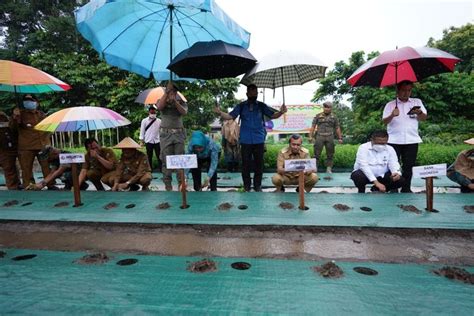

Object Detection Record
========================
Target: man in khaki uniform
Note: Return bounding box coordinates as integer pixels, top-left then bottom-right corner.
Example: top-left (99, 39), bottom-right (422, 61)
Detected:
top-left (101, 137), bottom-right (152, 191)
top-left (272, 134), bottom-right (319, 192)
top-left (10, 94), bottom-right (52, 187)
top-left (309, 101), bottom-right (343, 173)
top-left (0, 111), bottom-right (20, 190)
top-left (78, 138), bottom-right (117, 191)
top-left (156, 81), bottom-right (188, 191)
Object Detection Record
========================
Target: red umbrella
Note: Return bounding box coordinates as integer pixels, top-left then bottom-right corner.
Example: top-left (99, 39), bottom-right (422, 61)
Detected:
top-left (347, 46), bottom-right (460, 87)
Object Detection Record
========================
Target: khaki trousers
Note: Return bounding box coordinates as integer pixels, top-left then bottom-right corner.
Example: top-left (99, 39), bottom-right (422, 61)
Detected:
top-left (272, 173), bottom-right (319, 192)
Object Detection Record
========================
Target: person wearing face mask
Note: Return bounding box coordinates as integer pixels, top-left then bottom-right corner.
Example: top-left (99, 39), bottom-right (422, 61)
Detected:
top-left (0, 111), bottom-right (21, 190)
top-left (10, 94), bottom-right (53, 188)
top-left (351, 130), bottom-right (405, 193)
top-left (139, 105), bottom-right (162, 173)
top-left (383, 80), bottom-right (428, 193)
top-left (215, 84), bottom-right (287, 192)
top-left (447, 138), bottom-right (474, 193)
top-left (101, 137), bottom-right (152, 191)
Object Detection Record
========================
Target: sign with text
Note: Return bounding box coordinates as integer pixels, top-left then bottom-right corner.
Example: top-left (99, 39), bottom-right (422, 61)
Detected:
top-left (284, 159), bottom-right (317, 172)
top-left (266, 104), bottom-right (322, 135)
top-left (166, 154), bottom-right (197, 169)
top-left (59, 153), bottom-right (85, 164)
top-left (412, 163), bottom-right (447, 178)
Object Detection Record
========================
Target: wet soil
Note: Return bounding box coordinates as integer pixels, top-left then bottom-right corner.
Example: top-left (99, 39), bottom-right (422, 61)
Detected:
top-left (360, 207), bottom-right (372, 212)
top-left (279, 202), bottom-right (295, 210)
top-left (104, 202), bottom-right (119, 210)
top-left (74, 252), bottom-right (109, 265)
top-left (3, 200), bottom-right (19, 207)
top-left (463, 205), bottom-right (474, 214)
top-left (398, 204), bottom-right (422, 214)
top-left (217, 202), bottom-right (233, 211)
top-left (54, 201), bottom-right (69, 208)
top-left (433, 266), bottom-right (474, 285)
top-left (187, 258), bottom-right (217, 273)
top-left (333, 204), bottom-right (352, 211)
top-left (323, 176), bottom-right (333, 181)
top-left (156, 202), bottom-right (171, 210)
top-left (313, 261), bottom-right (344, 278)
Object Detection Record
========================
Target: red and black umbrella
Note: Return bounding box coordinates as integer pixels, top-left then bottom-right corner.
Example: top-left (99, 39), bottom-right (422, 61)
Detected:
top-left (347, 46), bottom-right (460, 87)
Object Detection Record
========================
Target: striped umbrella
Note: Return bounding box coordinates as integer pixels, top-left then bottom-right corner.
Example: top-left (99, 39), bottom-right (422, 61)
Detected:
top-left (35, 106), bottom-right (130, 132)
top-left (135, 87), bottom-right (187, 105)
top-left (0, 60), bottom-right (71, 93)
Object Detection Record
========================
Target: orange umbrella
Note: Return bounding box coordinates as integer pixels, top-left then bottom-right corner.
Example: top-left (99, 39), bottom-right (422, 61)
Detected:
top-left (134, 87), bottom-right (187, 105)
top-left (0, 60), bottom-right (71, 93)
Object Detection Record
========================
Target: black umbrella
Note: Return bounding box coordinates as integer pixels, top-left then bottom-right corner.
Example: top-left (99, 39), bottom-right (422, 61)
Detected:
top-left (167, 40), bottom-right (257, 80)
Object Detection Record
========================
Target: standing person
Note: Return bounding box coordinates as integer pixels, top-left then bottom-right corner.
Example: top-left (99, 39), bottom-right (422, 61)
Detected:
top-left (221, 119), bottom-right (240, 172)
top-left (271, 134), bottom-right (318, 193)
top-left (309, 101), bottom-right (343, 173)
top-left (383, 80), bottom-right (427, 193)
top-left (10, 94), bottom-right (52, 188)
top-left (185, 130), bottom-right (221, 191)
top-left (215, 84), bottom-right (287, 192)
top-left (0, 111), bottom-right (20, 190)
top-left (78, 138), bottom-right (117, 190)
top-left (139, 105), bottom-right (162, 172)
top-left (156, 81), bottom-right (187, 191)
top-left (350, 130), bottom-right (405, 193)
top-left (447, 138), bottom-right (474, 193)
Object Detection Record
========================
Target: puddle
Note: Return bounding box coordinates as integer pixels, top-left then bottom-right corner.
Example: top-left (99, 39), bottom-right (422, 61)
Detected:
top-left (11, 254), bottom-right (37, 261)
top-left (463, 205), bottom-right (474, 214)
top-left (217, 202), bottom-right (233, 211)
top-left (116, 258), bottom-right (138, 266)
top-left (231, 262), bottom-right (251, 270)
top-left (313, 261), bottom-right (344, 278)
top-left (333, 204), bottom-right (351, 211)
top-left (360, 206), bottom-right (372, 212)
top-left (398, 204), bottom-right (421, 214)
top-left (104, 202), bottom-right (118, 210)
top-left (125, 204), bottom-right (136, 209)
top-left (187, 258), bottom-right (217, 273)
top-left (156, 202), bottom-right (171, 210)
top-left (74, 253), bottom-right (109, 265)
top-left (433, 266), bottom-right (474, 285)
top-left (54, 201), bottom-right (69, 207)
top-left (3, 200), bottom-right (19, 207)
top-left (279, 202), bottom-right (295, 210)
top-left (353, 267), bottom-right (378, 276)
top-left (237, 204), bottom-right (248, 210)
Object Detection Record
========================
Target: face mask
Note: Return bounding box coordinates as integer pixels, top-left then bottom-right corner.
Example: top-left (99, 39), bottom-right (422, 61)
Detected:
top-left (23, 101), bottom-right (37, 110)
top-left (372, 144), bottom-right (387, 152)
top-left (0, 122), bottom-right (8, 128)
top-left (149, 114), bottom-right (157, 119)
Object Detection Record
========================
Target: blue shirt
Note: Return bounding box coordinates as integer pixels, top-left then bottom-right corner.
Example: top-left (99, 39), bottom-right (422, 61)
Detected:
top-left (229, 100), bottom-right (275, 144)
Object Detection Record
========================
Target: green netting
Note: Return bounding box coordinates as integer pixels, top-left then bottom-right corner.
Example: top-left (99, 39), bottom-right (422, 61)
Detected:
top-left (0, 249), bottom-right (472, 315)
top-left (0, 191), bottom-right (473, 229)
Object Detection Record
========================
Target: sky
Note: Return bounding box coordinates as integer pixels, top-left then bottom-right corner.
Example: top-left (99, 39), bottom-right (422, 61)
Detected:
top-left (217, 0), bottom-right (473, 106)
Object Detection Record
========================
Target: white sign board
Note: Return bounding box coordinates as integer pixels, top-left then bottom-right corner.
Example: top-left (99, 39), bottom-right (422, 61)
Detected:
top-left (59, 153), bottom-right (85, 164)
top-left (412, 163), bottom-right (447, 178)
top-left (166, 154), bottom-right (197, 169)
top-left (284, 158), bottom-right (317, 172)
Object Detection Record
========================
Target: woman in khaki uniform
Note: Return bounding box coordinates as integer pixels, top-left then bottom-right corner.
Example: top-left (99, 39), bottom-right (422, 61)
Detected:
top-left (10, 94), bottom-right (52, 187)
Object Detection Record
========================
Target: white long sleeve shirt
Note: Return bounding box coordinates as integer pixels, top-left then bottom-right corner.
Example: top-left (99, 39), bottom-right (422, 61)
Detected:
top-left (353, 142), bottom-right (401, 182)
top-left (382, 97), bottom-right (427, 144)
top-left (139, 116), bottom-right (161, 144)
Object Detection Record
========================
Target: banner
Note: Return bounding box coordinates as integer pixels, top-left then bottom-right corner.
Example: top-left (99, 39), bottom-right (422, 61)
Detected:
top-left (265, 104), bottom-right (322, 135)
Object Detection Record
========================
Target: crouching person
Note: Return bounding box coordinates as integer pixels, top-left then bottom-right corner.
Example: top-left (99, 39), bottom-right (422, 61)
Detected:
top-left (351, 130), bottom-right (405, 193)
top-left (186, 131), bottom-right (221, 191)
top-left (101, 137), bottom-right (152, 191)
top-left (272, 134), bottom-right (319, 193)
top-left (447, 138), bottom-right (474, 193)
top-left (78, 138), bottom-right (117, 191)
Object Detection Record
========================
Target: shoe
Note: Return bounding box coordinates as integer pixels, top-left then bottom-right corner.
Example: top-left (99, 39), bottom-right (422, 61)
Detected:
top-left (401, 189), bottom-right (413, 193)
top-left (165, 185), bottom-right (172, 191)
top-left (254, 186), bottom-right (262, 192)
top-left (141, 186), bottom-right (150, 191)
top-left (370, 185), bottom-right (378, 192)
top-left (129, 184), bottom-right (140, 191)
top-left (389, 188), bottom-right (399, 193)
top-left (243, 186), bottom-right (251, 192)
top-left (295, 186), bottom-right (299, 193)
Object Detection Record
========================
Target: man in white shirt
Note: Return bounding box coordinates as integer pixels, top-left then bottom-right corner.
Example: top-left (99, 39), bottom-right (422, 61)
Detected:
top-left (139, 105), bottom-right (162, 172)
top-left (351, 130), bottom-right (405, 193)
top-left (382, 80), bottom-right (427, 193)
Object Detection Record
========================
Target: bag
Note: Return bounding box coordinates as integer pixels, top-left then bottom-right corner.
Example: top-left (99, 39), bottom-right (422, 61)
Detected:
top-left (222, 119), bottom-right (240, 146)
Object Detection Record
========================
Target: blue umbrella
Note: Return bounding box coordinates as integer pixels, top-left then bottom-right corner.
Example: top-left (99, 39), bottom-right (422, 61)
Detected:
top-left (75, 0), bottom-right (251, 81)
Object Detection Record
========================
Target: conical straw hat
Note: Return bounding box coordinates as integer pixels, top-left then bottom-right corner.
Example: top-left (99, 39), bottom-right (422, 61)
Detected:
top-left (464, 138), bottom-right (474, 145)
top-left (114, 137), bottom-right (141, 149)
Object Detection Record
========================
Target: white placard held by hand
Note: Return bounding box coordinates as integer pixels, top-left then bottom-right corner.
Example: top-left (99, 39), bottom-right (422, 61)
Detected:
top-left (59, 153), bottom-right (85, 164)
top-left (166, 154), bottom-right (197, 169)
top-left (284, 159), bottom-right (317, 172)
top-left (412, 163), bottom-right (447, 179)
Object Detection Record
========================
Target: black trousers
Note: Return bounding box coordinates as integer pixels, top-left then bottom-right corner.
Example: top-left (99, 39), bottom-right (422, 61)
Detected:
top-left (389, 143), bottom-right (418, 192)
top-left (145, 142), bottom-right (162, 172)
top-left (350, 170), bottom-right (405, 193)
top-left (190, 157), bottom-right (218, 191)
top-left (241, 143), bottom-right (265, 191)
